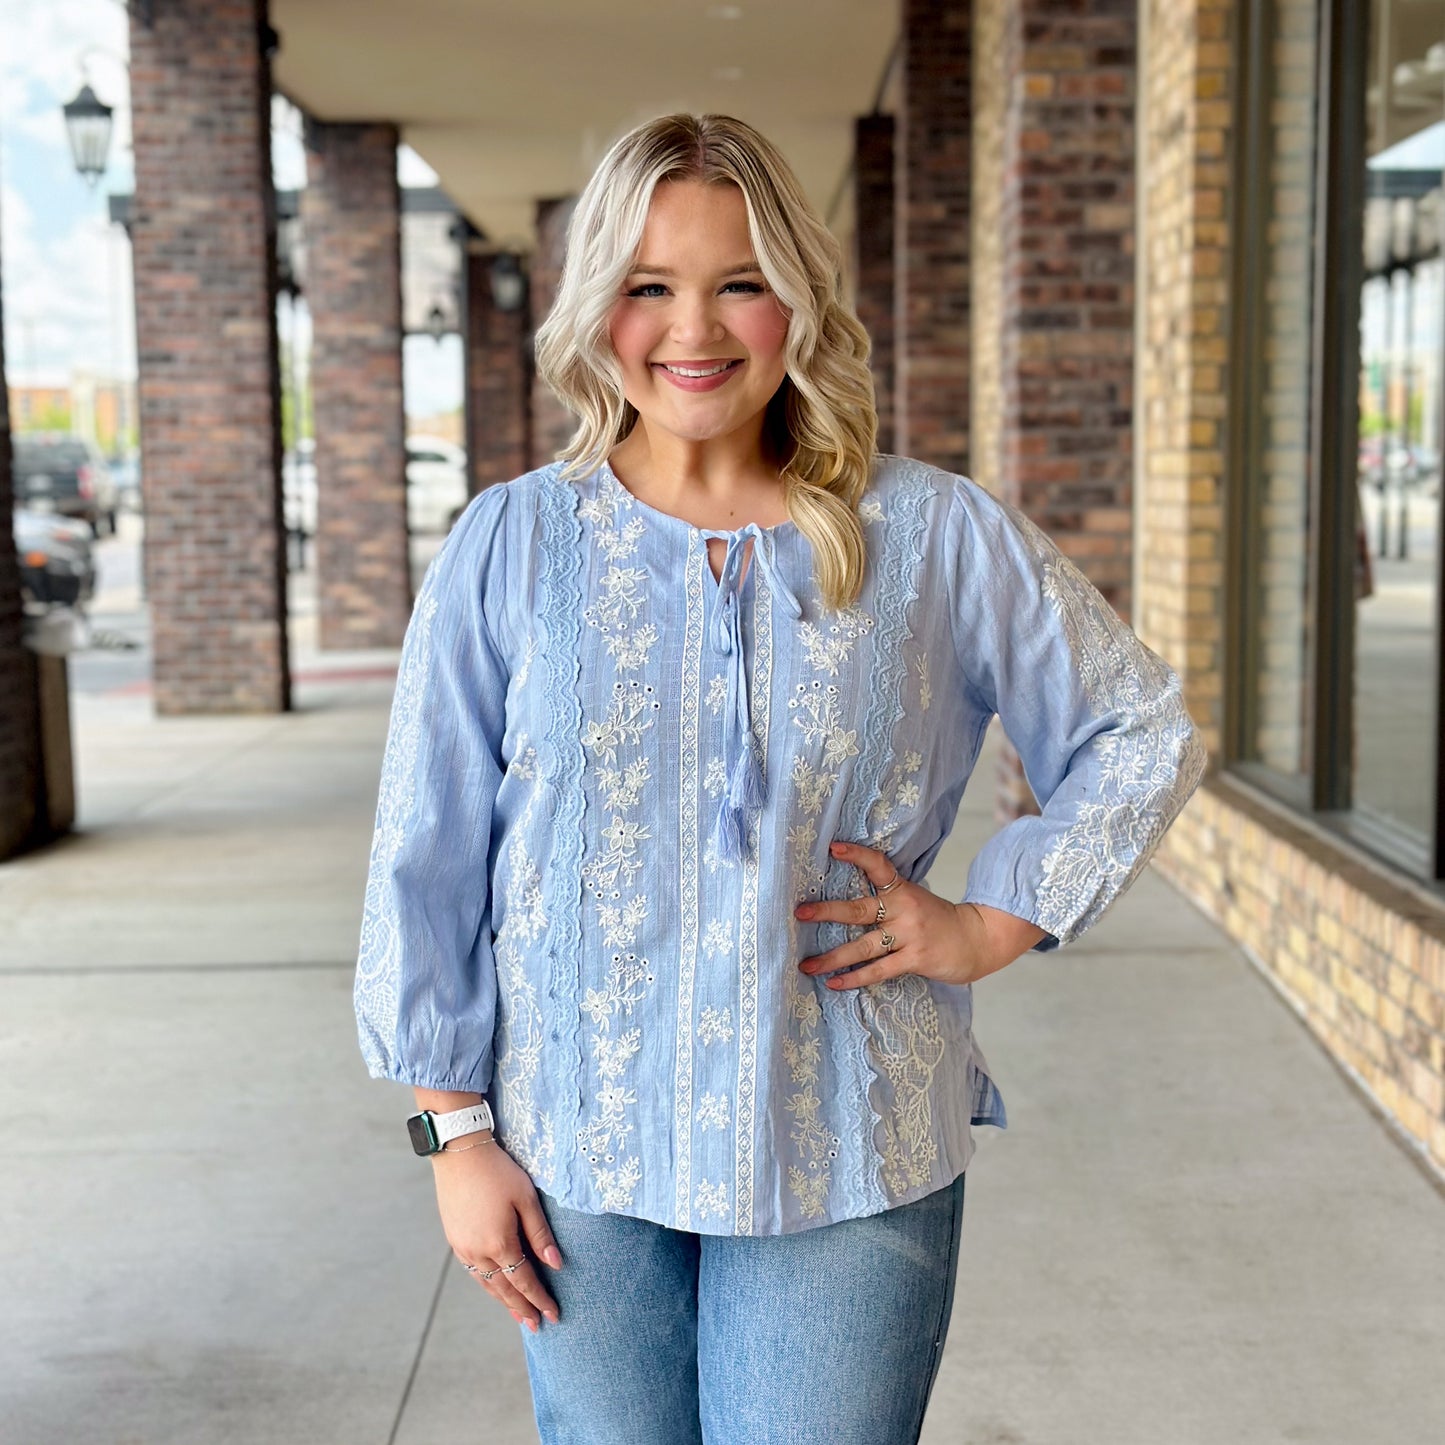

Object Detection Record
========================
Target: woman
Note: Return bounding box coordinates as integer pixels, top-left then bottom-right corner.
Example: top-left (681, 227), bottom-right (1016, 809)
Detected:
top-left (354, 112), bottom-right (1206, 1443)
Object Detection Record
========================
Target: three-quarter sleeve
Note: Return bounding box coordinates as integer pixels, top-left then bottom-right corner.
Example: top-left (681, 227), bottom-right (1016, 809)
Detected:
top-left (354, 482), bottom-right (512, 1091)
top-left (946, 476), bottom-right (1208, 952)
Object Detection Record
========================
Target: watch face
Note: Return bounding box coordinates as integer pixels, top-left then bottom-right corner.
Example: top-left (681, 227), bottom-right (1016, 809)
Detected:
top-left (407, 1112), bottom-right (439, 1155)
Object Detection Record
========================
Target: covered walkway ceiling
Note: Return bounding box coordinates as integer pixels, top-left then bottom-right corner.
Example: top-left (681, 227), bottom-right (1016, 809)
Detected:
top-left (271, 0), bottom-right (897, 246)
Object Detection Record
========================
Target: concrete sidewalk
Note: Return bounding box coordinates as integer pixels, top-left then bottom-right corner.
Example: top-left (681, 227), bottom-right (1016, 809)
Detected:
top-left (2, 653), bottom-right (1443, 1444)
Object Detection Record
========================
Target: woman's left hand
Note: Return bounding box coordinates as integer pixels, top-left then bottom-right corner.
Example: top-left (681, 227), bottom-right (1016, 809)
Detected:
top-left (795, 839), bottom-right (1048, 990)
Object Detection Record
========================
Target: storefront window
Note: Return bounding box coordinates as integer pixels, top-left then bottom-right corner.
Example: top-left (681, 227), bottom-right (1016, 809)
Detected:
top-left (1353, 0), bottom-right (1443, 856)
top-left (1232, 0), bottom-right (1444, 880)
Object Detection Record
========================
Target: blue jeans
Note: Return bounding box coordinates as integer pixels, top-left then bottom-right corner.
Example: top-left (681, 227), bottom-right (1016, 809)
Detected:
top-left (520, 1171), bottom-right (967, 1444)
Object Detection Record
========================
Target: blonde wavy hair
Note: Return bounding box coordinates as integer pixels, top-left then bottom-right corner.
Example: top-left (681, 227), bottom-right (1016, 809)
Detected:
top-left (533, 112), bottom-right (878, 611)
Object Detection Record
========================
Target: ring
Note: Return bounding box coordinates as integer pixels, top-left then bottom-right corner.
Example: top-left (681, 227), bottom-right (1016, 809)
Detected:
top-left (500, 1258), bottom-right (526, 1274)
top-left (875, 869), bottom-right (903, 895)
top-left (878, 929), bottom-right (897, 953)
top-left (463, 1262), bottom-right (500, 1280)
top-left (874, 897), bottom-right (887, 925)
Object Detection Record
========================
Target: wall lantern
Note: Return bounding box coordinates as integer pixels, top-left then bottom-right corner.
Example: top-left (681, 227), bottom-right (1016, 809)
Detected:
top-left (62, 83), bottom-right (114, 188)
top-left (489, 251), bottom-right (528, 313)
top-left (425, 302), bottom-right (450, 342)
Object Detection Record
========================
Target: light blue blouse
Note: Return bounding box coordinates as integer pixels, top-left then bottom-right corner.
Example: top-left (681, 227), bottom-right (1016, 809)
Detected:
top-left (354, 454), bottom-right (1207, 1235)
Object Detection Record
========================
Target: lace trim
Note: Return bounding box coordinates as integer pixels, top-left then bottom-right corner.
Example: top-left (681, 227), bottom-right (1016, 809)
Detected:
top-left (818, 457), bottom-right (939, 1218)
top-left (538, 463), bottom-right (590, 1199)
top-left (674, 541), bottom-right (708, 1226)
top-left (732, 561), bottom-right (773, 1233)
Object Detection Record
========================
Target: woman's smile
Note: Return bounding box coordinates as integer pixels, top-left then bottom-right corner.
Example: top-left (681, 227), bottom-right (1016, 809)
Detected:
top-left (652, 358), bottom-right (747, 391)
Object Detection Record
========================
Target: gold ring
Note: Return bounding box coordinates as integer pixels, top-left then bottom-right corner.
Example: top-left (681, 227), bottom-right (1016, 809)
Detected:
top-left (878, 929), bottom-right (897, 953)
top-left (875, 870), bottom-right (903, 895)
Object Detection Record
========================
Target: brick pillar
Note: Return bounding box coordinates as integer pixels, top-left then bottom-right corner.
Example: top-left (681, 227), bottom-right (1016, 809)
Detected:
top-left (895, 0), bottom-right (972, 473)
top-left (530, 196), bottom-right (577, 467)
top-left (129, 0), bottom-right (289, 714)
top-left (302, 120), bottom-right (410, 651)
top-left (0, 217), bottom-right (43, 858)
top-left (970, 0), bottom-right (1139, 824)
top-left (465, 243), bottom-right (531, 491)
top-left (854, 114), bottom-right (896, 454)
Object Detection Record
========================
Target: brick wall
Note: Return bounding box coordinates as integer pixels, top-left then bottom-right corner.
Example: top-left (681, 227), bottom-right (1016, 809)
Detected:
top-left (128, 0), bottom-right (289, 714)
top-left (970, 0), bottom-right (1008, 501)
top-left (1162, 784), bottom-right (1445, 1173)
top-left (853, 114), bottom-right (896, 454)
top-left (894, 0), bottom-right (972, 474)
top-left (530, 196), bottom-right (577, 468)
top-left (0, 226), bottom-right (42, 858)
top-left (466, 243), bottom-right (531, 491)
top-left (1134, 0), bottom-right (1230, 754)
top-left (999, 0), bottom-right (1137, 614)
top-left (302, 120), bottom-right (411, 651)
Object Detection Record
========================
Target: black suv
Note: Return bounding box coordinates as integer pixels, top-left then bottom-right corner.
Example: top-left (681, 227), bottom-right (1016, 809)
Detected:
top-left (10, 434), bottom-right (119, 537)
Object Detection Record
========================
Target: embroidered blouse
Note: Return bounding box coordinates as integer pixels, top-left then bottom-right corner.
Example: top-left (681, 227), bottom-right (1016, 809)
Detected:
top-left (354, 453), bottom-right (1207, 1236)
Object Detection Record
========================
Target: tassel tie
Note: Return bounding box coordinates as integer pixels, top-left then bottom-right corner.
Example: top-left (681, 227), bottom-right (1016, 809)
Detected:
top-left (706, 523), bottom-right (803, 864)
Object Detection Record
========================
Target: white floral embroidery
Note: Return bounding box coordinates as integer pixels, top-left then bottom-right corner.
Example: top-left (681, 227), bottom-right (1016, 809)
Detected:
top-left (695, 1178), bottom-right (730, 1221)
top-left (697, 1005), bottom-right (734, 1045)
top-left (576, 473), bottom-right (658, 1213)
top-left (789, 681), bottom-right (860, 768)
top-left (514, 631), bottom-right (538, 689)
top-left (914, 650), bottom-right (932, 713)
top-left (858, 974), bottom-right (945, 1199)
top-left (581, 951), bottom-right (654, 1032)
top-left (1009, 505), bottom-right (1208, 943)
top-left (582, 683), bottom-right (656, 764)
top-left (782, 985), bottom-right (838, 1219)
top-left (696, 1092), bottom-right (731, 1132)
top-left (581, 816), bottom-right (651, 894)
top-left (507, 731), bottom-right (537, 781)
top-left (858, 496), bottom-right (885, 525)
top-left (493, 789), bottom-right (557, 1188)
top-left (705, 673), bottom-right (728, 716)
top-left (797, 605), bottom-right (876, 676)
top-left (596, 895), bottom-right (647, 951)
top-left (702, 917), bottom-right (734, 959)
top-left (869, 748), bottom-right (926, 852)
top-left (598, 756), bottom-right (651, 812)
top-left (703, 755), bottom-right (728, 798)
top-left (579, 489), bottom-right (647, 560)
top-left (790, 756), bottom-right (834, 817)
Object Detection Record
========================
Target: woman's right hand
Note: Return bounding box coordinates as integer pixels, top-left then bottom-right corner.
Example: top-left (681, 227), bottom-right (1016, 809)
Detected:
top-left (430, 1137), bottom-right (563, 1332)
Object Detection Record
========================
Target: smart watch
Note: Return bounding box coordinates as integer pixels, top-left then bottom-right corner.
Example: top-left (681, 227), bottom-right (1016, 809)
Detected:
top-left (407, 1099), bottom-right (495, 1156)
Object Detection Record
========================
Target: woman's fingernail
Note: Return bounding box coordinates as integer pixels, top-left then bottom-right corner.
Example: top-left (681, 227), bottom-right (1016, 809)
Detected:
top-left (527, 1318), bottom-right (539, 1333)
top-left (545, 1310), bottom-right (559, 1324)
top-left (795, 904), bottom-right (812, 918)
top-left (830, 842), bottom-right (846, 855)
top-left (544, 1245), bottom-right (562, 1268)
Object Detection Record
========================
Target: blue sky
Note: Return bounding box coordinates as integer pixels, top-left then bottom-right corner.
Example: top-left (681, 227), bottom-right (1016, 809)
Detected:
top-left (1, 0), bottom-right (460, 417)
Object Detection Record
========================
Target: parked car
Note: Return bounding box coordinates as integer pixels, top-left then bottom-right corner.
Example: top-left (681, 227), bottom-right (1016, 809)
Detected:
top-left (406, 434), bottom-right (469, 534)
top-left (10, 434), bottom-right (119, 536)
top-left (13, 506), bottom-right (97, 609)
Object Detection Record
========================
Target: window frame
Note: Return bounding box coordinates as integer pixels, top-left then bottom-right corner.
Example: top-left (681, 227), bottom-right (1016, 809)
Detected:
top-left (1224, 0), bottom-right (1445, 886)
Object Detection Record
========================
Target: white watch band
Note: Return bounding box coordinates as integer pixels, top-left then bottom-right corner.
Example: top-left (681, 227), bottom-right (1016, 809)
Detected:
top-left (432, 1100), bottom-right (494, 1146)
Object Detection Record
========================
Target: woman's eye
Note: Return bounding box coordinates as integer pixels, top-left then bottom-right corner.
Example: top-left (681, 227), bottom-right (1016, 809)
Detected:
top-left (626, 283), bottom-right (667, 299)
top-left (723, 281), bottom-right (766, 295)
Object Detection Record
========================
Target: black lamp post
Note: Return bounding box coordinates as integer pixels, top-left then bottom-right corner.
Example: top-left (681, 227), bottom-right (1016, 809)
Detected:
top-left (425, 301), bottom-right (450, 343)
top-left (62, 83), bottom-right (114, 188)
